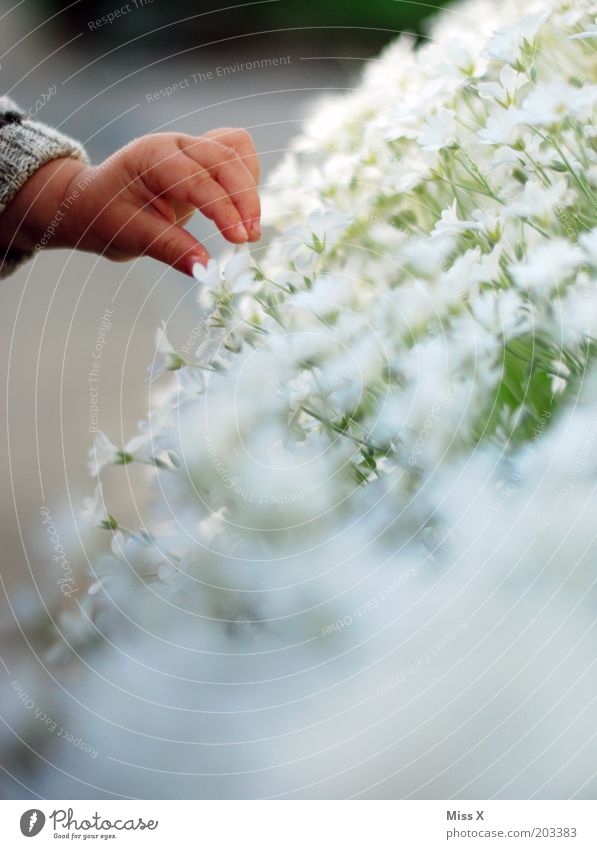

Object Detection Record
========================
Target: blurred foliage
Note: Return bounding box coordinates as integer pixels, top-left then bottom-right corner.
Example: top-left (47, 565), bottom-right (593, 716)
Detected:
top-left (37, 0), bottom-right (450, 53)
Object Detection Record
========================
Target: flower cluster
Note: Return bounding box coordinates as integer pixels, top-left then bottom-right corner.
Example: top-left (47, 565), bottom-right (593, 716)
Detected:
top-left (25, 0), bottom-right (597, 798)
top-left (87, 0), bottom-right (597, 590)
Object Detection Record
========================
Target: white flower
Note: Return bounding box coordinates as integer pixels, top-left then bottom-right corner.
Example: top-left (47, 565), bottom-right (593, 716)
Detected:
top-left (551, 358), bottom-right (571, 397)
top-left (510, 240), bottom-right (584, 293)
top-left (417, 108), bottom-right (456, 151)
top-left (87, 431), bottom-right (120, 477)
top-left (569, 85), bottom-right (597, 122)
top-left (440, 40), bottom-right (489, 80)
top-left (282, 208), bottom-right (351, 270)
top-left (432, 201), bottom-right (502, 238)
top-left (472, 289), bottom-right (526, 337)
top-left (110, 531), bottom-right (172, 578)
top-left (580, 228), bottom-right (597, 266)
top-left (385, 103), bottom-right (424, 141)
top-left (503, 177), bottom-right (569, 220)
top-left (150, 323), bottom-right (186, 382)
top-left (88, 426), bottom-right (164, 478)
top-left (485, 10), bottom-right (550, 65)
top-left (478, 108), bottom-right (523, 145)
top-left (222, 246), bottom-right (256, 292)
top-left (431, 199), bottom-right (466, 237)
top-left (520, 82), bottom-right (596, 126)
top-left (80, 484), bottom-right (115, 529)
top-left (477, 64), bottom-right (526, 104)
top-left (291, 273), bottom-right (354, 319)
top-left (124, 411), bottom-right (172, 463)
top-left (192, 257), bottom-right (220, 288)
top-left (197, 507), bottom-right (228, 544)
top-left (444, 245), bottom-right (490, 288)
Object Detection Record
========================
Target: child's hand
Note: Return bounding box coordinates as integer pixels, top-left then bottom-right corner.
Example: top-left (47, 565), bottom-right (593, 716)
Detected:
top-left (0, 128), bottom-right (261, 276)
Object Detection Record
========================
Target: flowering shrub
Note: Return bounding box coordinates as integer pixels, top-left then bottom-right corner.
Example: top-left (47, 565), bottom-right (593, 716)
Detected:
top-left (31, 0), bottom-right (597, 797)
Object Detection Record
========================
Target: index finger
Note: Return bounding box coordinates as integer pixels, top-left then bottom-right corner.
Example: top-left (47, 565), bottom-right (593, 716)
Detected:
top-left (203, 128), bottom-right (260, 186)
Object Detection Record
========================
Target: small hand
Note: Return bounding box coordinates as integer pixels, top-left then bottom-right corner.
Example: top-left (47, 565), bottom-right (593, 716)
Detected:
top-left (1, 128), bottom-right (261, 276)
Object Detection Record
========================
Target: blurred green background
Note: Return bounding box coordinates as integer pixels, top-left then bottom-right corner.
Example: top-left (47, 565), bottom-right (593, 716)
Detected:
top-left (37, 0), bottom-right (449, 53)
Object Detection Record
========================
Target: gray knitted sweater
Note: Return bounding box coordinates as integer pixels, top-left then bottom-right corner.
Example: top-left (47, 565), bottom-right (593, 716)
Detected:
top-left (0, 95), bottom-right (88, 277)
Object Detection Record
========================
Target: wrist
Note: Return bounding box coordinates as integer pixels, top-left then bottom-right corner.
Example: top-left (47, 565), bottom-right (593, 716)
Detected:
top-left (0, 157), bottom-right (88, 253)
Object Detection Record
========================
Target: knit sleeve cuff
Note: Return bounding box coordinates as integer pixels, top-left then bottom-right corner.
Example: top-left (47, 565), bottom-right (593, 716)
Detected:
top-left (0, 117), bottom-right (89, 278)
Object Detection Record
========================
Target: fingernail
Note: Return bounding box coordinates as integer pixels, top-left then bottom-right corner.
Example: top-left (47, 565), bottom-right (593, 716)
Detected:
top-left (189, 255), bottom-right (208, 278)
top-left (250, 219), bottom-right (261, 240)
top-left (233, 223), bottom-right (249, 242)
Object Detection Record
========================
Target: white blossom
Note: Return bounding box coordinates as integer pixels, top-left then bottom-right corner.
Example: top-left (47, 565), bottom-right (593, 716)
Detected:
top-left (580, 228), bottom-right (597, 266)
top-left (485, 9), bottom-right (550, 65)
top-left (87, 431), bottom-right (120, 477)
top-left (150, 323), bottom-right (186, 382)
top-left (417, 107), bottom-right (457, 151)
top-left (510, 240), bottom-right (584, 293)
top-left (80, 484), bottom-right (115, 529)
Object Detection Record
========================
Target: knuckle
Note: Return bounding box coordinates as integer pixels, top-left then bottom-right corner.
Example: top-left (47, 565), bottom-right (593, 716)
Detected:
top-left (238, 132), bottom-right (257, 159)
top-left (137, 137), bottom-right (178, 185)
top-left (178, 132), bottom-right (199, 150)
top-left (231, 127), bottom-right (251, 142)
top-left (181, 136), bottom-right (208, 162)
top-left (223, 143), bottom-right (240, 159)
top-left (142, 133), bottom-right (170, 157)
top-left (161, 236), bottom-right (185, 267)
top-left (199, 198), bottom-right (219, 220)
top-left (218, 145), bottom-right (241, 168)
top-left (223, 156), bottom-right (251, 184)
top-left (193, 166), bottom-right (212, 187)
top-left (204, 136), bottom-right (224, 153)
top-left (216, 199), bottom-right (239, 223)
top-left (200, 191), bottom-right (228, 216)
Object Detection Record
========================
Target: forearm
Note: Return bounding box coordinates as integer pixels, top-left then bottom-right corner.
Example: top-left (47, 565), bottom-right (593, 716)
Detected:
top-left (0, 95), bottom-right (88, 276)
top-left (0, 156), bottom-right (87, 253)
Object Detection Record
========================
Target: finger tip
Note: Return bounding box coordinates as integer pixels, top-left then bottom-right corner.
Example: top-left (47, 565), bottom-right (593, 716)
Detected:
top-left (188, 253), bottom-right (210, 277)
top-left (233, 223), bottom-right (249, 242)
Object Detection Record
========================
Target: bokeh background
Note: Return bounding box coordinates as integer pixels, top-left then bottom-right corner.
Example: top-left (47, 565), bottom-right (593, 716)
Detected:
top-left (0, 0), bottom-right (447, 797)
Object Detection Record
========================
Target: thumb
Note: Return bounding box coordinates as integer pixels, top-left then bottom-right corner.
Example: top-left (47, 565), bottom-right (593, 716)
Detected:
top-left (137, 211), bottom-right (210, 276)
